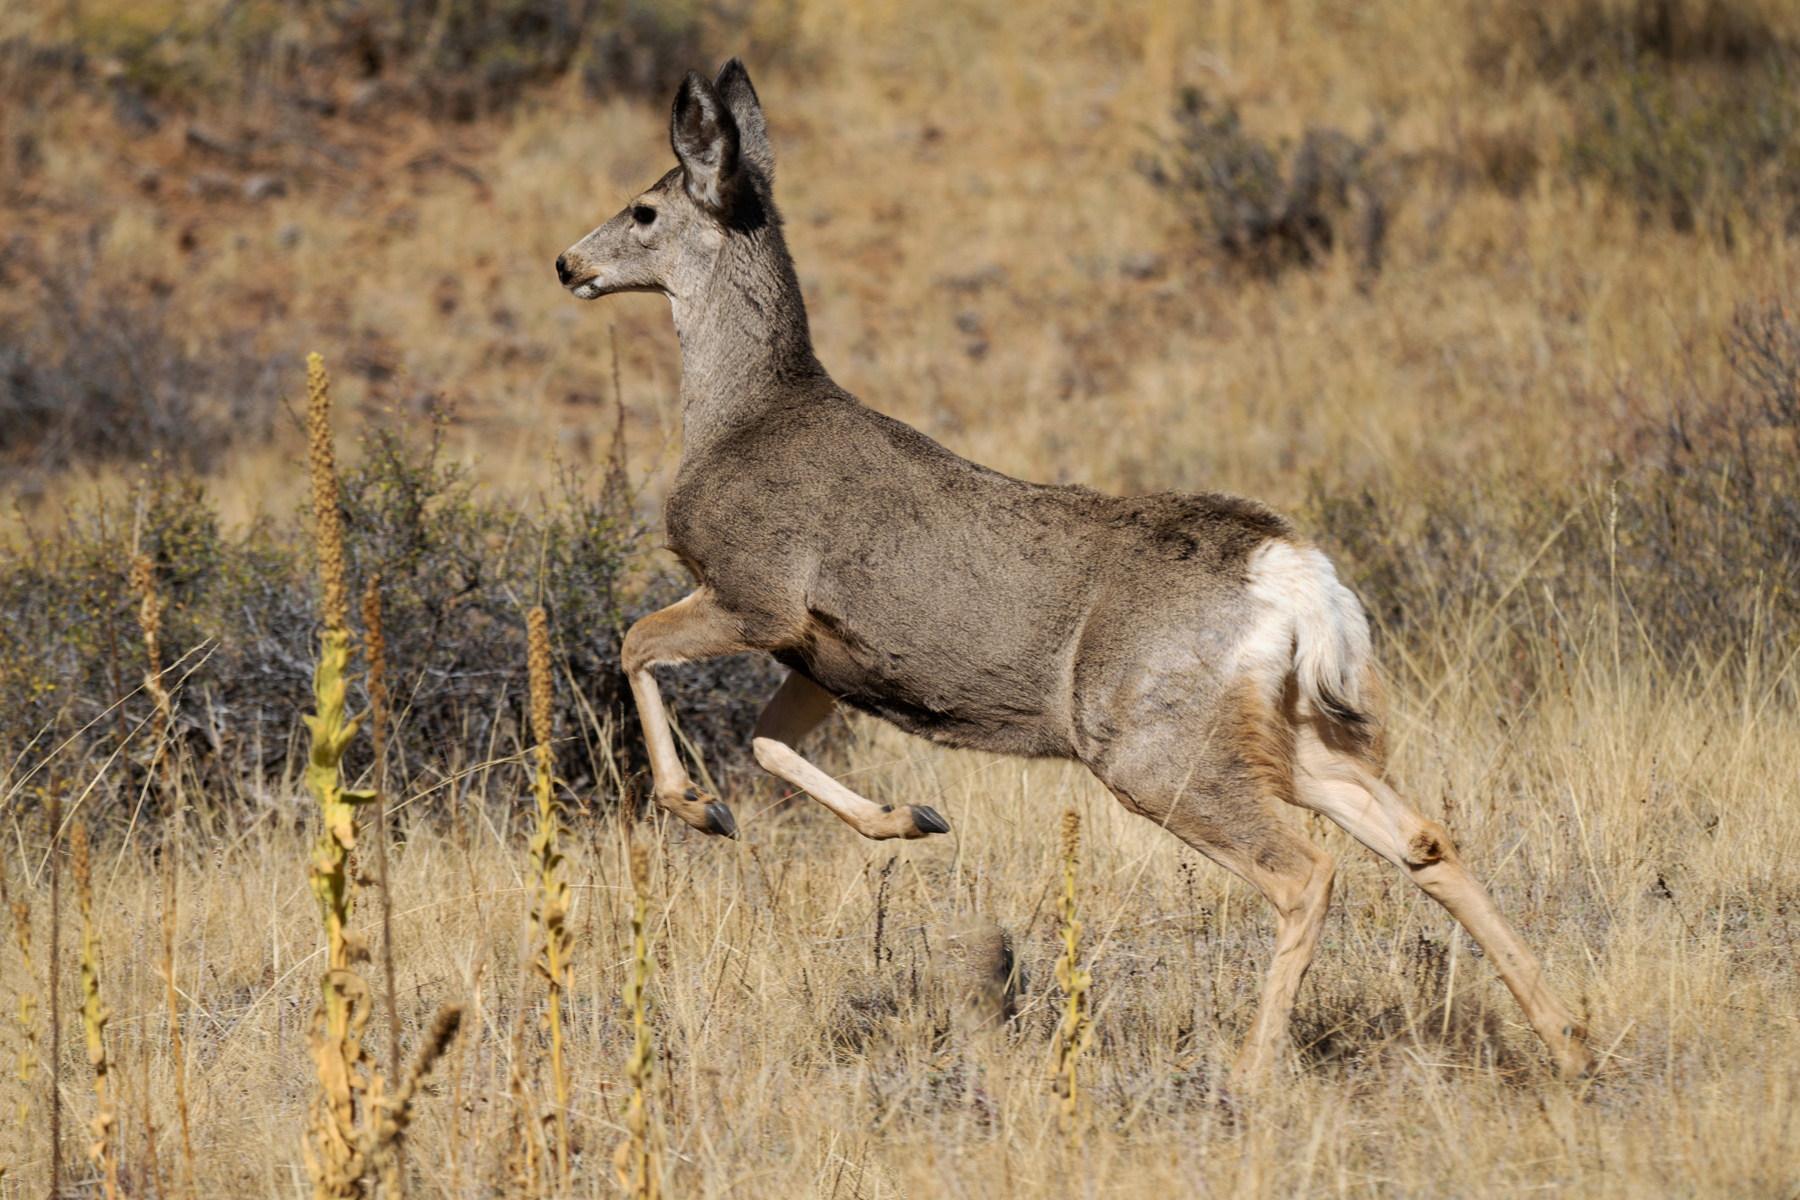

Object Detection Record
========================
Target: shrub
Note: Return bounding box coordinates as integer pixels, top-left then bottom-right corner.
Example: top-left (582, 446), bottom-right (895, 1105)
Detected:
top-left (1307, 294), bottom-right (1800, 698)
top-left (1471, 0), bottom-right (1797, 82)
top-left (1565, 61), bottom-right (1800, 236)
top-left (0, 242), bottom-right (285, 480)
top-left (1728, 293), bottom-right (1800, 431)
top-left (1139, 89), bottom-right (1390, 278)
top-left (1469, 0), bottom-right (1800, 237)
top-left (0, 413), bottom-right (784, 824)
top-left (0, 0), bottom-right (740, 126)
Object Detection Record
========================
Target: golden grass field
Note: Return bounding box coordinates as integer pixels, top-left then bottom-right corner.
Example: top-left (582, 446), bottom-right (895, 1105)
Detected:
top-left (4, 0), bottom-right (1800, 1195)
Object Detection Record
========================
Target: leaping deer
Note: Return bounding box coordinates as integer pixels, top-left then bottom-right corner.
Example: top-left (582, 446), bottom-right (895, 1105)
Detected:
top-left (555, 60), bottom-right (1596, 1079)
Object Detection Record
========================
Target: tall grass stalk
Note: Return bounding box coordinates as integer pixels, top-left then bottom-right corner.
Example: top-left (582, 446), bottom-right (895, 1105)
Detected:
top-left (47, 783), bottom-right (62, 1193)
top-left (130, 554), bottom-right (172, 782)
top-left (2, 848), bottom-right (38, 1168)
top-left (158, 831), bottom-right (194, 1200)
top-left (137, 980), bottom-right (163, 1200)
top-left (525, 605), bottom-right (574, 1190)
top-left (135, 547), bottom-right (195, 1198)
top-left (300, 352), bottom-right (383, 1198)
top-left (1052, 808), bottom-right (1092, 1144)
top-left (70, 824), bottom-right (120, 1200)
top-left (615, 838), bottom-right (663, 1200)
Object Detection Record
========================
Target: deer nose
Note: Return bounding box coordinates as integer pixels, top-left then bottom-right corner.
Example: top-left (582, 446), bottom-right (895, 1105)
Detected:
top-left (554, 254), bottom-right (572, 285)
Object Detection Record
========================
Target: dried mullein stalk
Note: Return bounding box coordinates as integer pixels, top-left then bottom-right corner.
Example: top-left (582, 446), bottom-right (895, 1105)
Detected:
top-left (71, 825), bottom-right (120, 1200)
top-left (2, 849), bottom-right (38, 1143)
top-left (135, 553), bottom-right (195, 1197)
top-left (525, 606), bottom-right (574, 1190)
top-left (131, 555), bottom-right (173, 781)
top-left (371, 1005), bottom-right (463, 1196)
top-left (307, 352), bottom-right (349, 632)
top-left (301, 354), bottom-right (382, 1200)
top-left (1052, 809), bottom-right (1092, 1142)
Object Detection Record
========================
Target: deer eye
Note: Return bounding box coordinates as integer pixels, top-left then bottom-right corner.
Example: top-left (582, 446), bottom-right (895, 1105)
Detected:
top-left (632, 205), bottom-right (657, 226)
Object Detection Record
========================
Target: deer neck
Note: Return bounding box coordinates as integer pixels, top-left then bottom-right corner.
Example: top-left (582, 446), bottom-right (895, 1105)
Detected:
top-left (669, 225), bottom-right (823, 457)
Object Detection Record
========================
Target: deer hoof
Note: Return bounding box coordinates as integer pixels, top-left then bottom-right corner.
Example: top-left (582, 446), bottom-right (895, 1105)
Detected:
top-left (1558, 1043), bottom-right (1598, 1080)
top-left (703, 800), bottom-right (738, 838)
top-left (909, 805), bottom-right (951, 835)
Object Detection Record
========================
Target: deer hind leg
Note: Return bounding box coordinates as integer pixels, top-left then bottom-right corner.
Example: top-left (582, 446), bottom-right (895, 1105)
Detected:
top-left (1097, 694), bottom-right (1334, 1080)
top-left (752, 671), bottom-right (950, 839)
top-left (1212, 824), bottom-right (1335, 1080)
top-left (621, 589), bottom-right (751, 836)
top-left (1292, 725), bottom-right (1597, 1079)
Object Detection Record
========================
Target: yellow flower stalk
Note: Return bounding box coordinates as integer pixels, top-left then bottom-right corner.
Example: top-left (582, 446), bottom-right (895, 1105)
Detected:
top-left (615, 840), bottom-right (663, 1200)
top-left (71, 825), bottom-right (119, 1200)
top-left (308, 353), bottom-right (350, 633)
top-left (526, 606), bottom-right (574, 1189)
top-left (300, 352), bottom-right (382, 1199)
top-left (1052, 809), bottom-right (1092, 1143)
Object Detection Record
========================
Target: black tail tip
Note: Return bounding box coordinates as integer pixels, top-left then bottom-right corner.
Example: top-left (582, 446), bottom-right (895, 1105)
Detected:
top-left (1316, 686), bottom-right (1370, 728)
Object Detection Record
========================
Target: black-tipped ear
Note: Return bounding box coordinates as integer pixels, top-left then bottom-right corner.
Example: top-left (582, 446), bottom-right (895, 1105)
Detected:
top-left (713, 58), bottom-right (773, 180)
top-left (670, 69), bottom-right (741, 214)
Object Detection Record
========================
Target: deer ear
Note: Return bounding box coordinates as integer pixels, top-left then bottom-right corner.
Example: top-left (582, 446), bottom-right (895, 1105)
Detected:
top-left (713, 58), bottom-right (773, 180)
top-left (670, 69), bottom-right (741, 214)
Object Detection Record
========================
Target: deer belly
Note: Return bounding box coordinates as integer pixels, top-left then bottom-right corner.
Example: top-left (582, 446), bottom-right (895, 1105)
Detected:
top-left (773, 624), bottom-right (1074, 759)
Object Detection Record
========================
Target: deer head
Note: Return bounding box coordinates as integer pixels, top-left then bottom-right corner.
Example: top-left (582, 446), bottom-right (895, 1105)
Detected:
top-left (555, 59), bottom-right (777, 306)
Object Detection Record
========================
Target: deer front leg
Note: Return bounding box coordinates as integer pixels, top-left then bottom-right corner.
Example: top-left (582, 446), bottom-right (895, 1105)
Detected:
top-left (752, 671), bottom-right (951, 839)
top-left (621, 590), bottom-right (750, 837)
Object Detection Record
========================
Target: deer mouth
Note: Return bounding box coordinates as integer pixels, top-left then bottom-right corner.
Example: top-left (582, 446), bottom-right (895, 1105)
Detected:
top-left (567, 276), bottom-right (603, 299)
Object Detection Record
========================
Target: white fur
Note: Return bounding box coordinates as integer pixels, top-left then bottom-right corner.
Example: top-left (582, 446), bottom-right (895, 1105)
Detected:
top-left (1242, 538), bottom-right (1373, 720)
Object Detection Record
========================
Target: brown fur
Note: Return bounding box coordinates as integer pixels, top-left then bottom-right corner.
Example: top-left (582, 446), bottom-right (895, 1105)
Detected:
top-left (1232, 677), bottom-right (1300, 810)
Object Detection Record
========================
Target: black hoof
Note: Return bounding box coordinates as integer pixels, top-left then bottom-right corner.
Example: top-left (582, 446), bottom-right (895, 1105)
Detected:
top-left (703, 800), bottom-right (738, 838)
top-left (910, 805), bottom-right (951, 835)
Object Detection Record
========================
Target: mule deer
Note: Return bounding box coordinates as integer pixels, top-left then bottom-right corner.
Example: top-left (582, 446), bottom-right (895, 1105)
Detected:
top-left (555, 60), bottom-right (1596, 1079)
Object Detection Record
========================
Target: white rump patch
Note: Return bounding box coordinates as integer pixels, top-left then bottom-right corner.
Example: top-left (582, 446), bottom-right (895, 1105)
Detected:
top-left (1242, 538), bottom-right (1374, 722)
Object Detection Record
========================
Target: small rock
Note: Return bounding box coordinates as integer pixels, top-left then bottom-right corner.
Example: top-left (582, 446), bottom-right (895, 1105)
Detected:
top-left (348, 80), bottom-right (389, 121)
top-left (243, 174), bottom-right (286, 201)
top-left (186, 171), bottom-right (234, 200)
top-left (946, 263), bottom-right (1007, 293)
top-left (955, 916), bottom-right (1022, 1030)
top-left (1120, 252), bottom-right (1165, 280)
top-left (112, 85), bottom-right (160, 135)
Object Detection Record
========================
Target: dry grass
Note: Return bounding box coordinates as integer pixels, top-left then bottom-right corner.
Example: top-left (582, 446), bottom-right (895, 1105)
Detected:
top-left (2, 651), bottom-right (1798, 1196)
top-left (4, 0), bottom-right (1800, 1195)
